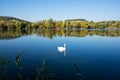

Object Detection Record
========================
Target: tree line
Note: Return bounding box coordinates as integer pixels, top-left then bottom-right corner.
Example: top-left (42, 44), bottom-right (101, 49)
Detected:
top-left (0, 16), bottom-right (120, 30)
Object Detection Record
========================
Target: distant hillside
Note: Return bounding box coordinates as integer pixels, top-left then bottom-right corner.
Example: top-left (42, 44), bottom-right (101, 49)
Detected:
top-left (0, 16), bottom-right (29, 22)
top-left (0, 16), bottom-right (120, 30)
top-left (66, 19), bottom-right (88, 22)
top-left (0, 16), bottom-right (33, 30)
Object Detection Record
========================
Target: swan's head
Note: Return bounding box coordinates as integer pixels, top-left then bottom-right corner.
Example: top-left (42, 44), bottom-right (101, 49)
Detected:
top-left (64, 43), bottom-right (66, 47)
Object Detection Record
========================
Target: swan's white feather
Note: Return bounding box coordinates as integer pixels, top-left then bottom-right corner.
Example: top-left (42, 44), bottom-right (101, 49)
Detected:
top-left (57, 44), bottom-right (66, 52)
top-left (57, 47), bottom-right (65, 52)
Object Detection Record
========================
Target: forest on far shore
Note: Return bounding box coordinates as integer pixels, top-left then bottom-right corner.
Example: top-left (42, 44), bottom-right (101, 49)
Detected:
top-left (0, 16), bottom-right (120, 30)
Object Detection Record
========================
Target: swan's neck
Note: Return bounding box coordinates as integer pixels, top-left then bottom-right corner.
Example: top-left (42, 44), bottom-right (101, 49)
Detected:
top-left (64, 44), bottom-right (66, 48)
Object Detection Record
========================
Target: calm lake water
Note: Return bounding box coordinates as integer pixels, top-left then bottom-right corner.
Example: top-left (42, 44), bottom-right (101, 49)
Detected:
top-left (0, 30), bottom-right (120, 80)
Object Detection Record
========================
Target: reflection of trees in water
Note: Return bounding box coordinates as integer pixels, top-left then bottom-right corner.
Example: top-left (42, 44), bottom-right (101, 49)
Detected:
top-left (0, 29), bottom-right (120, 39)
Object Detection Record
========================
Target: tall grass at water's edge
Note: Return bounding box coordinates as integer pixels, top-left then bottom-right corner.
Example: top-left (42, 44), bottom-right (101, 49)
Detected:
top-left (0, 53), bottom-right (85, 80)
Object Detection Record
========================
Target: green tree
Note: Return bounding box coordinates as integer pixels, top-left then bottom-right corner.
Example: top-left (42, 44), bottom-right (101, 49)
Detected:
top-left (45, 18), bottom-right (53, 29)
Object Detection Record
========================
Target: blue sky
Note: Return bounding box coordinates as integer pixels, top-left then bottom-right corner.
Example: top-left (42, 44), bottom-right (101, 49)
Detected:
top-left (0, 0), bottom-right (120, 22)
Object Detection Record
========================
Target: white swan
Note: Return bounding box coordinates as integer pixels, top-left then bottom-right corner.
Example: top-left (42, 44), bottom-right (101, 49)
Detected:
top-left (57, 44), bottom-right (66, 56)
top-left (57, 43), bottom-right (66, 52)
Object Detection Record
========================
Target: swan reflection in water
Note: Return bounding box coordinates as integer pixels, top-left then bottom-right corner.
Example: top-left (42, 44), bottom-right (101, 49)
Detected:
top-left (57, 43), bottom-right (66, 56)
